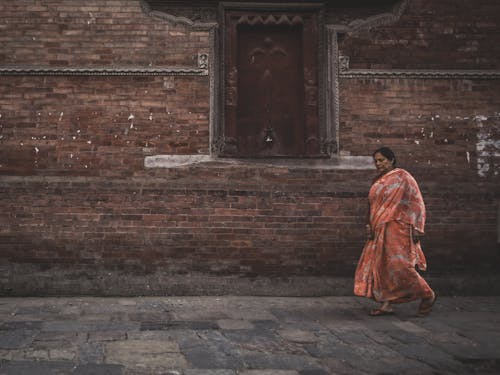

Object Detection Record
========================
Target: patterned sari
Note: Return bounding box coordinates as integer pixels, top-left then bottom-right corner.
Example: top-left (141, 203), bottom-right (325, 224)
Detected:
top-left (354, 168), bottom-right (434, 303)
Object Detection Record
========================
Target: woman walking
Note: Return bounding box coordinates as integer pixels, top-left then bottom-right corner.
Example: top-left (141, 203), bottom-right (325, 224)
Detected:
top-left (354, 147), bottom-right (436, 317)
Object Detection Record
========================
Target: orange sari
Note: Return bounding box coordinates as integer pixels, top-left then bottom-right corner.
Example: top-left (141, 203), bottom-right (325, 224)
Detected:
top-left (354, 168), bottom-right (433, 303)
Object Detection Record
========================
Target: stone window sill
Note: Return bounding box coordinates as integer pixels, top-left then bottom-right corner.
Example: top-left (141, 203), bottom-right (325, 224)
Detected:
top-left (144, 154), bottom-right (373, 170)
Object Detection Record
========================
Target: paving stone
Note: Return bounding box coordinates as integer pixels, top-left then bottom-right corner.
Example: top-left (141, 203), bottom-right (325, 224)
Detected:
top-left (270, 308), bottom-right (311, 322)
top-left (73, 363), bottom-right (124, 375)
top-left (386, 330), bottom-right (428, 344)
top-left (35, 331), bottom-right (87, 343)
top-left (121, 369), bottom-right (182, 375)
top-left (127, 312), bottom-right (170, 322)
top-left (23, 348), bottom-right (50, 361)
top-left (167, 300), bottom-right (231, 321)
top-left (361, 329), bottom-right (401, 346)
top-left (298, 370), bottom-right (331, 375)
top-left (180, 330), bottom-right (244, 369)
top-left (329, 329), bottom-right (374, 345)
top-left (323, 319), bottom-right (372, 331)
top-left (239, 371), bottom-right (299, 375)
top-left (78, 342), bottom-right (105, 364)
top-left (0, 296), bottom-right (499, 374)
top-left (222, 328), bottom-right (307, 356)
top-left (251, 320), bottom-right (281, 329)
top-left (88, 331), bottom-right (127, 342)
top-left (456, 358), bottom-right (500, 374)
top-left (140, 320), bottom-right (218, 331)
top-left (321, 358), bottom-right (358, 375)
top-left (49, 348), bottom-right (76, 361)
top-left (277, 329), bottom-right (318, 343)
top-left (222, 328), bottom-right (280, 346)
top-left (218, 319), bottom-right (254, 330)
top-left (126, 329), bottom-right (200, 342)
top-left (32, 339), bottom-right (77, 351)
top-left (391, 320), bottom-right (431, 334)
top-left (0, 360), bottom-right (74, 375)
top-left (182, 345), bottom-right (244, 369)
top-left (105, 340), bottom-right (187, 371)
top-left (304, 336), bottom-right (355, 359)
top-left (241, 351), bottom-right (321, 371)
top-left (43, 321), bottom-right (139, 332)
top-left (0, 321), bottom-right (43, 331)
top-left (388, 342), bottom-right (465, 373)
top-left (0, 329), bottom-right (37, 349)
top-left (452, 332), bottom-right (500, 359)
top-left (184, 370), bottom-right (236, 375)
top-left (373, 357), bottom-right (437, 375)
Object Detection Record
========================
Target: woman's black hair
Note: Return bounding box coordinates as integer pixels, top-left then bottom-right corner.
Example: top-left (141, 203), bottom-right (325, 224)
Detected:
top-left (373, 147), bottom-right (396, 166)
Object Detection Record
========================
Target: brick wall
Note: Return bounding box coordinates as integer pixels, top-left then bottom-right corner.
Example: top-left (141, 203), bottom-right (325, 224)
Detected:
top-left (0, 75), bottom-right (209, 175)
top-left (0, 1), bottom-right (207, 66)
top-left (339, 0), bottom-right (500, 70)
top-left (0, 0), bottom-right (499, 295)
top-left (339, 78), bottom-right (500, 172)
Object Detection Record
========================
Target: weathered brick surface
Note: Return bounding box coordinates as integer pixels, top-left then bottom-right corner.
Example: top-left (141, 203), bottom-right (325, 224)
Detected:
top-left (339, 0), bottom-right (500, 70)
top-left (0, 0), bottom-right (206, 67)
top-left (0, 168), bottom-right (497, 290)
top-left (0, 75), bottom-right (209, 174)
top-left (0, 172), bottom-right (370, 278)
top-left (0, 0), bottom-right (499, 295)
top-left (339, 78), bottom-right (500, 174)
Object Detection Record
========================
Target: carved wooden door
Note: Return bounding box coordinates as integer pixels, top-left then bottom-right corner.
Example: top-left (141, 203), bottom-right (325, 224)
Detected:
top-left (224, 10), bottom-right (320, 157)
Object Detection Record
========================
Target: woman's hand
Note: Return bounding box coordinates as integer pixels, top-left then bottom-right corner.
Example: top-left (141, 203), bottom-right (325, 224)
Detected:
top-left (365, 224), bottom-right (374, 240)
top-left (412, 228), bottom-right (424, 243)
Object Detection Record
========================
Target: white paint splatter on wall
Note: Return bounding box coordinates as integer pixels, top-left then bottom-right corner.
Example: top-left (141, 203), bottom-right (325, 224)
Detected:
top-left (475, 114), bottom-right (500, 177)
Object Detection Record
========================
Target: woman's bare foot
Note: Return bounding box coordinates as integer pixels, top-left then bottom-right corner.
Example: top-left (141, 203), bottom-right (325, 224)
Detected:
top-left (369, 302), bottom-right (394, 316)
top-left (417, 292), bottom-right (437, 317)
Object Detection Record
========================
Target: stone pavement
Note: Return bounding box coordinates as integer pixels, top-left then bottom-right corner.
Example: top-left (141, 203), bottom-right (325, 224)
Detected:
top-left (0, 296), bottom-right (499, 375)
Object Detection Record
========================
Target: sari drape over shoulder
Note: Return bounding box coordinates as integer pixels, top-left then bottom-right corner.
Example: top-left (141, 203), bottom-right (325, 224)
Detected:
top-left (354, 168), bottom-right (433, 303)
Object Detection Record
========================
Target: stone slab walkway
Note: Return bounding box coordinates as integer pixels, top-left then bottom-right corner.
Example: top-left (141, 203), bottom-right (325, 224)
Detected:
top-left (0, 296), bottom-right (499, 374)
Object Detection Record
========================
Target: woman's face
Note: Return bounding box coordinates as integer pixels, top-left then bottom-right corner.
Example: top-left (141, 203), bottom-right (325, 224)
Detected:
top-left (373, 152), bottom-right (394, 175)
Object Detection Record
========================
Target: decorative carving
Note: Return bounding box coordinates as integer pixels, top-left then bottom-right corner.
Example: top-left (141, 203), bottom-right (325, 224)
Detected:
top-left (305, 136), bottom-right (320, 155)
top-left (339, 69), bottom-right (500, 79)
top-left (236, 14), bottom-right (304, 26)
top-left (339, 55), bottom-right (350, 72)
top-left (249, 37), bottom-right (288, 66)
top-left (326, 26), bottom-right (340, 157)
top-left (225, 66), bottom-right (238, 106)
top-left (342, 0), bottom-right (410, 36)
top-left (198, 53), bottom-right (209, 69)
top-left (213, 136), bottom-right (238, 156)
top-left (164, 7), bottom-right (217, 23)
top-left (140, 0), bottom-right (217, 30)
top-left (321, 137), bottom-right (338, 155)
top-left (0, 65), bottom-right (208, 76)
top-left (304, 67), bottom-right (318, 106)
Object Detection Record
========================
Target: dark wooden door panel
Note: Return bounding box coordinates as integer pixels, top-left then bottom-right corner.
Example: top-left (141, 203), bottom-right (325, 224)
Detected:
top-left (224, 10), bottom-right (320, 158)
top-left (237, 25), bottom-right (304, 156)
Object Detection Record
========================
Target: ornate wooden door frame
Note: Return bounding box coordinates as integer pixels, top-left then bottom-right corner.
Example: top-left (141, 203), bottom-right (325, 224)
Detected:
top-left (216, 2), bottom-right (328, 157)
